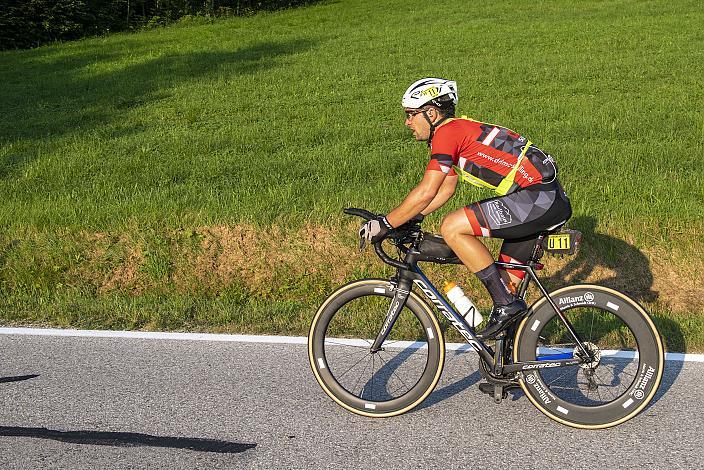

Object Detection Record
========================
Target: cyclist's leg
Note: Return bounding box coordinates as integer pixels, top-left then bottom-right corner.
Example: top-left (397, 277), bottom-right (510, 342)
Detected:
top-left (442, 181), bottom-right (572, 336)
top-left (439, 211), bottom-right (494, 271)
top-left (496, 181), bottom-right (573, 288)
top-left (440, 210), bottom-right (515, 307)
top-left (499, 237), bottom-right (538, 292)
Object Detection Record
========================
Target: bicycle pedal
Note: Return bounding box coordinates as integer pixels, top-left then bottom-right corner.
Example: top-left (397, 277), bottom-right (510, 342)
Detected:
top-left (478, 382), bottom-right (507, 400)
top-left (478, 382), bottom-right (519, 401)
top-left (478, 382), bottom-right (494, 396)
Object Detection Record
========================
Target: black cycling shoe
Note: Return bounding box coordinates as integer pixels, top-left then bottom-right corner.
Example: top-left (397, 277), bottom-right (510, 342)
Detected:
top-left (477, 299), bottom-right (527, 339)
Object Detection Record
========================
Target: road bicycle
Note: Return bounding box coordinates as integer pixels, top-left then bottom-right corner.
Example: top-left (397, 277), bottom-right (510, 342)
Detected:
top-left (308, 208), bottom-right (664, 429)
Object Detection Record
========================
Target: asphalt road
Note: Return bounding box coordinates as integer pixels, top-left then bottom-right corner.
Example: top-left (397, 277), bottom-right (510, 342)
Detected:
top-left (0, 333), bottom-right (701, 469)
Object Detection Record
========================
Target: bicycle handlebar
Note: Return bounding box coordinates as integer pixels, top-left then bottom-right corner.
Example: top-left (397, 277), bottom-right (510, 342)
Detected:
top-left (342, 207), bottom-right (377, 221)
top-left (344, 207), bottom-right (413, 271)
top-left (374, 242), bottom-right (412, 271)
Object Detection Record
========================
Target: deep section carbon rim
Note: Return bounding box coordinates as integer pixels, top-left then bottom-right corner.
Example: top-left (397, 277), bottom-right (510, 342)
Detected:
top-left (309, 280), bottom-right (444, 417)
top-left (515, 285), bottom-right (664, 428)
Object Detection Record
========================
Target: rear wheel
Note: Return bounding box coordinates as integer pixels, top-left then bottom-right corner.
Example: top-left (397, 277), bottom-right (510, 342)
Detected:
top-left (308, 279), bottom-right (444, 417)
top-left (514, 285), bottom-right (664, 429)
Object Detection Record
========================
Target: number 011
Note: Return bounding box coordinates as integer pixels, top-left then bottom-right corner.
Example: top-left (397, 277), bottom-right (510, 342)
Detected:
top-left (548, 234), bottom-right (570, 250)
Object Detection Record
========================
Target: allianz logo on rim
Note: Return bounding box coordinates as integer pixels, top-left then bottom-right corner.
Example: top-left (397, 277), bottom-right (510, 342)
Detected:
top-left (559, 292), bottom-right (595, 305)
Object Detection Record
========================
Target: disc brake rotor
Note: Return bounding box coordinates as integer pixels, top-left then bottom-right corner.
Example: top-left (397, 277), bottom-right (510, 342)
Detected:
top-left (575, 341), bottom-right (602, 369)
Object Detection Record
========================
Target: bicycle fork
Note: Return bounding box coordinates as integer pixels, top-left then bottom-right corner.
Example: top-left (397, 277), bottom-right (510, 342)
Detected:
top-left (369, 278), bottom-right (412, 353)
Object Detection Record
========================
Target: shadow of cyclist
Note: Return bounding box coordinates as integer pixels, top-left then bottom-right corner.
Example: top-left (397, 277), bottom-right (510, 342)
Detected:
top-left (361, 344), bottom-right (481, 409)
top-left (417, 348), bottom-right (482, 410)
top-left (545, 216), bottom-right (657, 303)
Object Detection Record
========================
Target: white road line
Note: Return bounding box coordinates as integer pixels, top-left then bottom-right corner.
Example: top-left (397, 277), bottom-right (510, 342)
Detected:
top-left (1, 327), bottom-right (702, 362)
top-left (0, 327), bottom-right (307, 345)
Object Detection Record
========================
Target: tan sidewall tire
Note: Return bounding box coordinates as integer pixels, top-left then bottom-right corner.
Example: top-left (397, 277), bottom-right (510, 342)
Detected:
top-left (514, 284), bottom-right (664, 429)
top-left (308, 279), bottom-right (445, 417)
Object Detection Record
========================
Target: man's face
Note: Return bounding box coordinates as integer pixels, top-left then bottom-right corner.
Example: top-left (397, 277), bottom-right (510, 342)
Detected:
top-left (404, 108), bottom-right (431, 141)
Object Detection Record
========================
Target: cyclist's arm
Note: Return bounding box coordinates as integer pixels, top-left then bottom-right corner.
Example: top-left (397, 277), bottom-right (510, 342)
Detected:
top-left (385, 169), bottom-right (447, 227)
top-left (421, 174), bottom-right (458, 215)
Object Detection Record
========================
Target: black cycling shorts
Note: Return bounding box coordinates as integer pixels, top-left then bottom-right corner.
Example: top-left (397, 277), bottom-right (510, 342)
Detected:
top-left (464, 180), bottom-right (572, 262)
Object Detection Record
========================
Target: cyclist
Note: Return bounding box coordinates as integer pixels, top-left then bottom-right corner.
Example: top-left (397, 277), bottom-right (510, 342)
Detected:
top-left (359, 78), bottom-right (572, 338)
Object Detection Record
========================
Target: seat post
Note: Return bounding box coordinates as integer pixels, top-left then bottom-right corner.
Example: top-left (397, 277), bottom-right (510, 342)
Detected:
top-left (513, 234), bottom-right (546, 299)
top-left (529, 234), bottom-right (547, 263)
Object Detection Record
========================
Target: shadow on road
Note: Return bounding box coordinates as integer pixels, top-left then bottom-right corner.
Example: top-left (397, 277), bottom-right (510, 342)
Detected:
top-left (417, 370), bottom-right (481, 411)
top-left (416, 349), bottom-right (482, 411)
top-left (0, 426), bottom-right (256, 454)
top-left (0, 374), bottom-right (39, 384)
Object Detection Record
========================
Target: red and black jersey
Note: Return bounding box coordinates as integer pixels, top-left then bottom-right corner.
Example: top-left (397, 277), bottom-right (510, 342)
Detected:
top-left (426, 118), bottom-right (557, 193)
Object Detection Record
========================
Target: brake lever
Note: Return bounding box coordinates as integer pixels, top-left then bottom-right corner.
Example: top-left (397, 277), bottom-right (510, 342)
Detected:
top-left (359, 237), bottom-right (367, 253)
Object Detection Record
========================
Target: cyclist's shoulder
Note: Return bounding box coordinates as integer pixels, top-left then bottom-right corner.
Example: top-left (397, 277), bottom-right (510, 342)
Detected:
top-left (446, 116), bottom-right (481, 128)
top-left (435, 117), bottom-right (480, 138)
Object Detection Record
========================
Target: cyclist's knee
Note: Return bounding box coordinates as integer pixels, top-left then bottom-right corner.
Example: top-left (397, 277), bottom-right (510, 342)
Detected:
top-left (440, 218), bottom-right (453, 241)
top-left (441, 210), bottom-right (472, 241)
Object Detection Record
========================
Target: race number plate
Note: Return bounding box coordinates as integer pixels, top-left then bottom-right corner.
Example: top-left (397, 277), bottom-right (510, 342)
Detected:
top-left (543, 230), bottom-right (581, 255)
top-left (547, 233), bottom-right (571, 251)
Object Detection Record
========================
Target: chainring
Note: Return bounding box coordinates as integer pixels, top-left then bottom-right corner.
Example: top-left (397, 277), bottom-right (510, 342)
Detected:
top-left (478, 356), bottom-right (518, 386)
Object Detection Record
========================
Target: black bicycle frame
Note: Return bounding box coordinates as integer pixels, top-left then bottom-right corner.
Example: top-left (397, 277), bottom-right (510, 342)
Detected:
top-left (496, 260), bottom-right (592, 360)
top-left (370, 253), bottom-right (590, 374)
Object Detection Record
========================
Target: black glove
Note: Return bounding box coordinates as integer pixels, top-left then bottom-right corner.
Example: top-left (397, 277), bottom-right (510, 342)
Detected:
top-left (359, 215), bottom-right (393, 244)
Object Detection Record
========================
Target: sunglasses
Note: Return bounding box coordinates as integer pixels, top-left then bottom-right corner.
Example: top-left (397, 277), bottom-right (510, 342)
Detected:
top-left (404, 109), bottom-right (425, 120)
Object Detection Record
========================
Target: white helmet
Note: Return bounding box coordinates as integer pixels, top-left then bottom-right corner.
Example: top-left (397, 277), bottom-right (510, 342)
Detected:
top-left (402, 78), bottom-right (458, 109)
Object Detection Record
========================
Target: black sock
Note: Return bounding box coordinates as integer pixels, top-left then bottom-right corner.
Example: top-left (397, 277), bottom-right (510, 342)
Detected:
top-left (475, 264), bottom-right (515, 306)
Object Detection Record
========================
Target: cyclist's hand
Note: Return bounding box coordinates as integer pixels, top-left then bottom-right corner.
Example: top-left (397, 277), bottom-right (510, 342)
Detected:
top-left (395, 214), bottom-right (423, 234)
top-left (410, 213), bottom-right (425, 224)
top-left (359, 215), bottom-right (393, 245)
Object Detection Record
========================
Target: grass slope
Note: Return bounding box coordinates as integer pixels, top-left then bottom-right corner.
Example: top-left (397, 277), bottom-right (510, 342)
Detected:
top-left (1, 0), bottom-right (702, 351)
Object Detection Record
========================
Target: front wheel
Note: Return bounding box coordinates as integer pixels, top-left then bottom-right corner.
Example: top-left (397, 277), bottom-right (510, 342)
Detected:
top-left (514, 285), bottom-right (664, 429)
top-left (308, 279), bottom-right (445, 417)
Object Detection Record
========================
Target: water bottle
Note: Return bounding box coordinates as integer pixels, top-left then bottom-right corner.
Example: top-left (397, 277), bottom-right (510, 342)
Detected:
top-left (443, 281), bottom-right (484, 327)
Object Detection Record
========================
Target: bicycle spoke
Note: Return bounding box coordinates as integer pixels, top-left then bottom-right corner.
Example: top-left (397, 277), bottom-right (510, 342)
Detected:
top-left (593, 378), bottom-right (605, 403)
top-left (598, 362), bottom-right (636, 389)
top-left (350, 356), bottom-right (370, 398)
top-left (591, 369), bottom-right (623, 401)
top-left (336, 350), bottom-right (373, 381)
top-left (376, 351), bottom-right (412, 394)
top-left (325, 339), bottom-right (372, 348)
top-left (544, 368), bottom-right (575, 387)
top-left (370, 353), bottom-right (378, 401)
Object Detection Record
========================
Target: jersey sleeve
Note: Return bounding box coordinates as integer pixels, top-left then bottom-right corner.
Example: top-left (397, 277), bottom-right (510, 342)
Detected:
top-left (427, 125), bottom-right (458, 176)
top-left (426, 154), bottom-right (456, 175)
